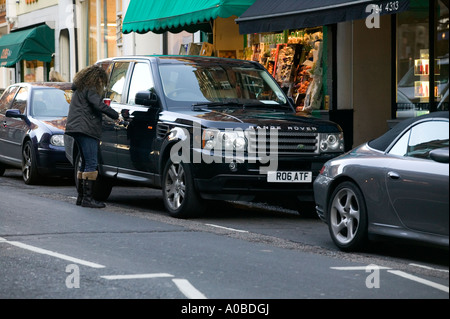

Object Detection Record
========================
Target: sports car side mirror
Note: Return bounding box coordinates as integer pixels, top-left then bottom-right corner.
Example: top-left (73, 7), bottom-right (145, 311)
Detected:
top-left (429, 147), bottom-right (449, 164)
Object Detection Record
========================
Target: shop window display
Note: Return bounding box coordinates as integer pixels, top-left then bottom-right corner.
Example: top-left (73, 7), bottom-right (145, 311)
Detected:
top-left (22, 60), bottom-right (45, 82)
top-left (244, 28), bottom-right (324, 113)
top-left (396, 0), bottom-right (449, 118)
top-left (435, 0), bottom-right (449, 112)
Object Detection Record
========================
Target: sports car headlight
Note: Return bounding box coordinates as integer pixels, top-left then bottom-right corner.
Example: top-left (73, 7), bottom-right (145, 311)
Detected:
top-left (319, 133), bottom-right (344, 153)
top-left (202, 129), bottom-right (247, 151)
top-left (50, 134), bottom-right (65, 147)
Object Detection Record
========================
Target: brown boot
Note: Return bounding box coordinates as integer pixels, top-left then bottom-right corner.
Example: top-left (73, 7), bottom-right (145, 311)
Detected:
top-left (81, 171), bottom-right (106, 208)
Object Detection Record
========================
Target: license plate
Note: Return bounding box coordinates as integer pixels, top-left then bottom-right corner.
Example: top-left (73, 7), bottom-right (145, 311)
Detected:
top-left (267, 171), bottom-right (312, 183)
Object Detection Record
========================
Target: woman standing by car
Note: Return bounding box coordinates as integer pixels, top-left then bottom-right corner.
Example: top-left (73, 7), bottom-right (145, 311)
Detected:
top-left (65, 65), bottom-right (119, 208)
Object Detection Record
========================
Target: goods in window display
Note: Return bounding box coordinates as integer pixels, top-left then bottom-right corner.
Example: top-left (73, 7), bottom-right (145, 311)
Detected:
top-left (273, 43), bottom-right (303, 97)
top-left (200, 42), bottom-right (214, 56)
top-left (244, 29), bottom-right (324, 112)
top-left (302, 40), bottom-right (323, 113)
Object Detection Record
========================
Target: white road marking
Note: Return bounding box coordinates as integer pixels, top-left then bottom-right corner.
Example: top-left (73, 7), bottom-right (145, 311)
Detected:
top-left (101, 273), bottom-right (174, 280)
top-left (388, 270), bottom-right (449, 293)
top-left (409, 263), bottom-right (449, 273)
top-left (2, 236), bottom-right (207, 297)
top-left (331, 266), bottom-right (391, 270)
top-left (331, 264), bottom-right (449, 293)
top-left (205, 223), bottom-right (248, 233)
top-left (172, 278), bottom-right (207, 299)
top-left (4, 240), bottom-right (105, 268)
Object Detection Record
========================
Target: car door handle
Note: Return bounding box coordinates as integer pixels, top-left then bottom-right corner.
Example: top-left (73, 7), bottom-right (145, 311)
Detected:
top-left (387, 171), bottom-right (400, 180)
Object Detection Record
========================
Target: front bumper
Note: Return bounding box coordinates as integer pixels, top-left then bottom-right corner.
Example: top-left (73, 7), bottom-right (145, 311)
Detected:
top-left (312, 174), bottom-right (333, 222)
top-left (191, 153), bottom-right (339, 202)
top-left (38, 147), bottom-right (74, 177)
top-left (195, 174), bottom-right (316, 202)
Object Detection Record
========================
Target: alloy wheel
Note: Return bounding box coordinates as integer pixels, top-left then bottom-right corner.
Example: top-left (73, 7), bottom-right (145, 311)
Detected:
top-left (22, 142), bottom-right (36, 184)
top-left (164, 162), bottom-right (186, 211)
top-left (329, 187), bottom-right (361, 245)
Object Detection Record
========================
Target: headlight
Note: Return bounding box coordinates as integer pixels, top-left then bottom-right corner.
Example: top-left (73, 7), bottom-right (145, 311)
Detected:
top-left (202, 129), bottom-right (247, 152)
top-left (50, 134), bottom-right (65, 147)
top-left (319, 133), bottom-right (344, 153)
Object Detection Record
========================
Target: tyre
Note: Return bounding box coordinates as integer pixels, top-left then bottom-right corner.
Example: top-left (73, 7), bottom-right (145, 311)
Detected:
top-left (75, 153), bottom-right (113, 201)
top-left (327, 181), bottom-right (368, 251)
top-left (162, 159), bottom-right (204, 218)
top-left (22, 140), bottom-right (40, 185)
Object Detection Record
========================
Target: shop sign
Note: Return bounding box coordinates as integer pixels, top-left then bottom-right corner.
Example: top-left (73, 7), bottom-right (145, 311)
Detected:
top-left (1, 48), bottom-right (12, 66)
top-left (1, 48), bottom-right (11, 59)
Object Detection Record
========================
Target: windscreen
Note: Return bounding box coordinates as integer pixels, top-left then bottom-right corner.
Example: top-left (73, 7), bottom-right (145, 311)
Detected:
top-left (31, 88), bottom-right (72, 117)
top-left (158, 62), bottom-right (288, 109)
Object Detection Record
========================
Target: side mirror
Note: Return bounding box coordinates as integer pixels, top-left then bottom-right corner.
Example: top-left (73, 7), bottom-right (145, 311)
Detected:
top-left (6, 109), bottom-right (30, 125)
top-left (6, 109), bottom-right (23, 118)
top-left (429, 147), bottom-right (449, 164)
top-left (135, 91), bottom-right (158, 107)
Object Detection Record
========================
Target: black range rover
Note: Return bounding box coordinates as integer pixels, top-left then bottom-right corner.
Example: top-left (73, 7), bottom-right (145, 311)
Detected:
top-left (65, 56), bottom-right (344, 218)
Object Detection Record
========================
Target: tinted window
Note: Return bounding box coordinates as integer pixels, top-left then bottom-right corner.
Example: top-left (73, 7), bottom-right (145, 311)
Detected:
top-left (0, 86), bottom-right (19, 114)
top-left (389, 120), bottom-right (449, 159)
top-left (106, 62), bottom-right (130, 103)
top-left (127, 62), bottom-right (154, 105)
top-left (11, 87), bottom-right (28, 114)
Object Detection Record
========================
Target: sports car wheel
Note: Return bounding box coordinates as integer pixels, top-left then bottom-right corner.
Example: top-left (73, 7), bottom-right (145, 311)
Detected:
top-left (162, 159), bottom-right (204, 218)
top-left (22, 140), bottom-right (40, 185)
top-left (327, 181), bottom-right (368, 251)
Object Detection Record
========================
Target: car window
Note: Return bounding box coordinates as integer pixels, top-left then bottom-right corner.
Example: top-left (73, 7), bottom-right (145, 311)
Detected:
top-left (158, 62), bottom-right (288, 109)
top-left (31, 88), bottom-right (71, 117)
top-left (106, 62), bottom-right (130, 103)
top-left (0, 86), bottom-right (19, 115)
top-left (11, 87), bottom-right (28, 114)
top-left (389, 120), bottom-right (449, 159)
top-left (127, 62), bottom-right (154, 105)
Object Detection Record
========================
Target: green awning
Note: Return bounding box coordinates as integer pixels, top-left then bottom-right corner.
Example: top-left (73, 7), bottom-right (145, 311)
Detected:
top-left (123, 0), bottom-right (257, 34)
top-left (0, 24), bottom-right (55, 68)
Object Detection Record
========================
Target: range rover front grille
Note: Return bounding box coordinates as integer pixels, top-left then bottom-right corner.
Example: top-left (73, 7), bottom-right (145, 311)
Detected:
top-left (247, 131), bottom-right (319, 155)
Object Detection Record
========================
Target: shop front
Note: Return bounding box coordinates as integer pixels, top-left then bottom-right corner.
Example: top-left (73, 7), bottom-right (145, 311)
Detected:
top-left (0, 24), bottom-right (55, 83)
top-left (242, 28), bottom-right (327, 115)
top-left (395, 0), bottom-right (449, 119)
top-left (122, 0), bottom-right (256, 58)
top-left (236, 0), bottom-right (449, 149)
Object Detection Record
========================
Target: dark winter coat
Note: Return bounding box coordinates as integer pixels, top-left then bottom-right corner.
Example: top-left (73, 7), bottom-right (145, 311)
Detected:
top-left (65, 86), bottom-right (119, 140)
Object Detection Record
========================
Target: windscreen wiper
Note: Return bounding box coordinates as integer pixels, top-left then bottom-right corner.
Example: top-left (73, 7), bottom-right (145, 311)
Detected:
top-left (192, 101), bottom-right (244, 111)
top-left (191, 101), bottom-right (290, 111)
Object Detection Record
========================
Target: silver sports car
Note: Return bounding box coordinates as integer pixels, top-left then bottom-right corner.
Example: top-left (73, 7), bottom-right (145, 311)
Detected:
top-left (314, 111), bottom-right (449, 251)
